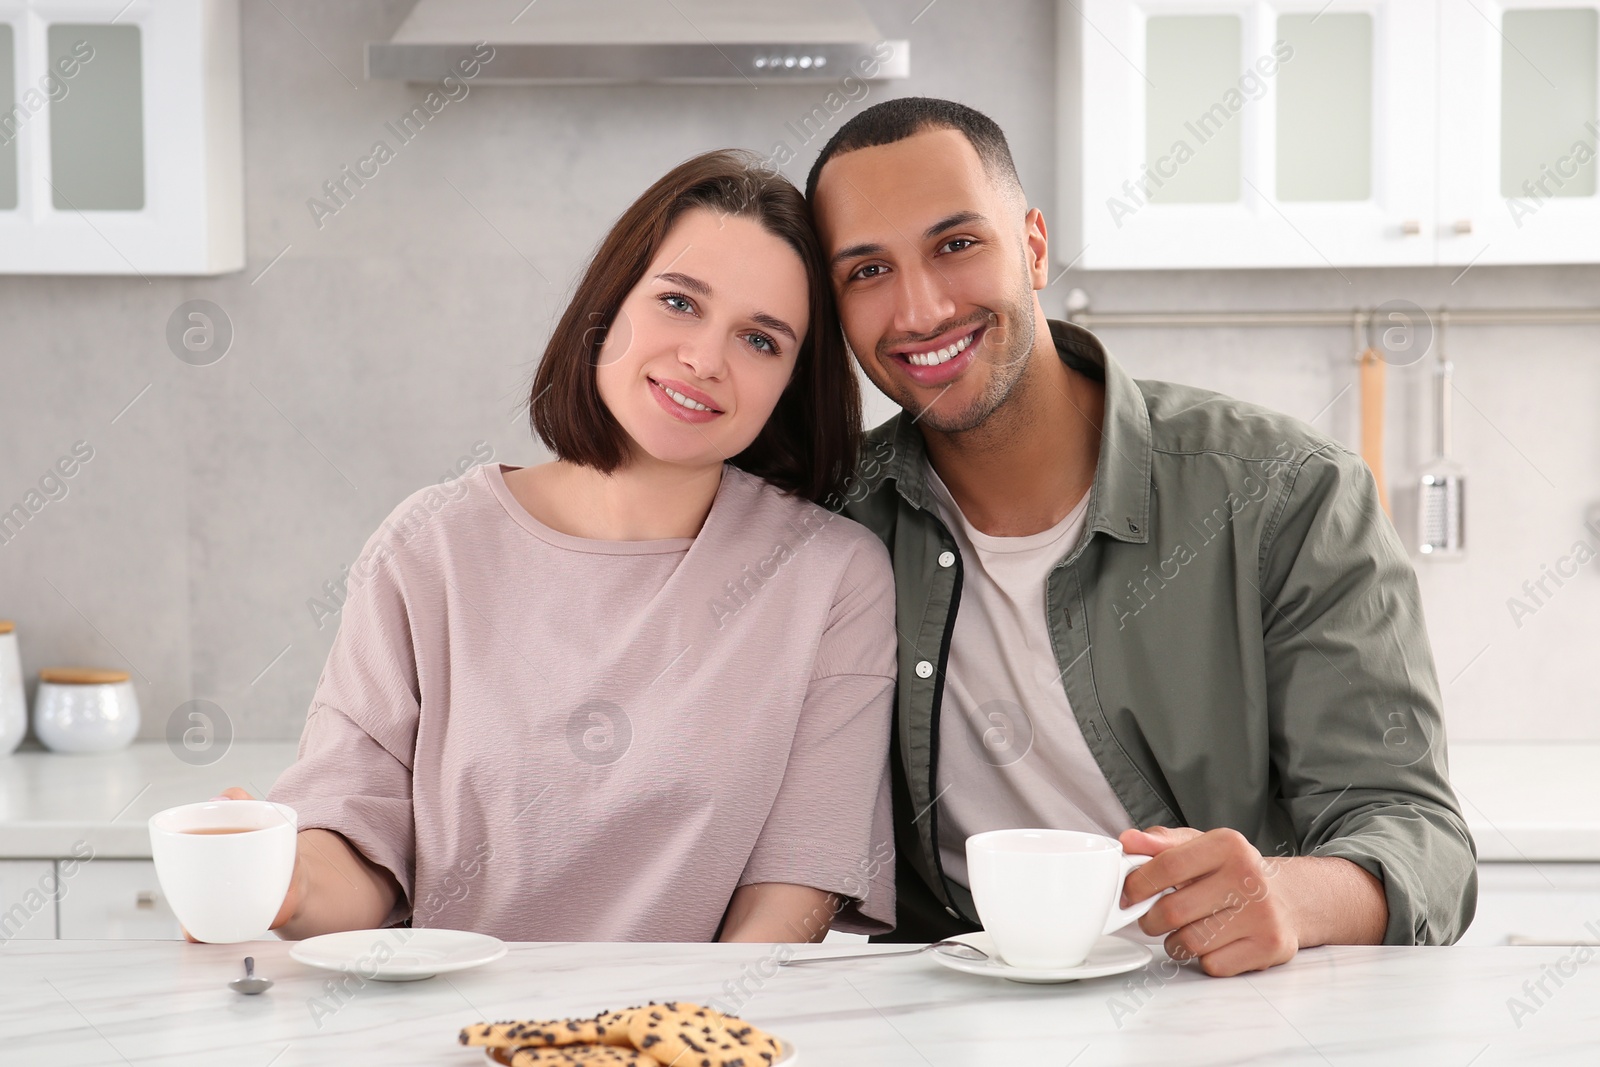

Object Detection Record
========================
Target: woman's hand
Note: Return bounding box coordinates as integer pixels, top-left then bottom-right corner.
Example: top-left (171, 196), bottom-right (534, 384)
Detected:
top-left (179, 787), bottom-right (303, 942)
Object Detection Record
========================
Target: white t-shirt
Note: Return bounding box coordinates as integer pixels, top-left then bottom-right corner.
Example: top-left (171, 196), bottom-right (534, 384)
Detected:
top-left (925, 460), bottom-right (1135, 887)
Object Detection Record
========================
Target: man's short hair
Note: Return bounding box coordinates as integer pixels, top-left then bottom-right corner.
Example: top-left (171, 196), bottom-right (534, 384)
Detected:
top-left (803, 96), bottom-right (1024, 204)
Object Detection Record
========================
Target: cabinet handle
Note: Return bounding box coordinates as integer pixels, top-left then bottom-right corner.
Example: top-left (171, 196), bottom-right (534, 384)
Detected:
top-left (135, 890), bottom-right (157, 910)
top-left (1453, 219), bottom-right (1473, 235)
top-left (1400, 220), bottom-right (1422, 236)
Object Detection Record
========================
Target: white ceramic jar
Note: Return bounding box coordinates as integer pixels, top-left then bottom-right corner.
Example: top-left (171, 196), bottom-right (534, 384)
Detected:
top-left (0, 622), bottom-right (26, 755)
top-left (33, 667), bottom-right (141, 753)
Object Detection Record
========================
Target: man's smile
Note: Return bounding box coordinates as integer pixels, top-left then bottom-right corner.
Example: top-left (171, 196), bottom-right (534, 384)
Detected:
top-left (884, 323), bottom-right (986, 387)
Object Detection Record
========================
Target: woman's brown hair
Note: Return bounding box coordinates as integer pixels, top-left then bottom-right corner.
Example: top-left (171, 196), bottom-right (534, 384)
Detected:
top-left (528, 149), bottom-right (861, 505)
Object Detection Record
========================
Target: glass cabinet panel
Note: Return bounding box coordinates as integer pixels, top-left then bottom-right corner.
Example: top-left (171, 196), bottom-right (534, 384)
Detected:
top-left (1500, 8), bottom-right (1599, 198)
top-left (0, 24), bottom-right (16, 210)
top-left (1276, 12), bottom-right (1373, 201)
top-left (1144, 14), bottom-right (1242, 203)
top-left (48, 24), bottom-right (144, 211)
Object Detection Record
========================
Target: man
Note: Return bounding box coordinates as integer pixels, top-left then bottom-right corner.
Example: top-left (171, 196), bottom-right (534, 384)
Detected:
top-left (808, 97), bottom-right (1475, 977)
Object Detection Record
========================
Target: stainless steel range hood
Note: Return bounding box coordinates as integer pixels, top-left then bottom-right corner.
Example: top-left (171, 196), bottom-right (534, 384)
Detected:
top-left (366, 0), bottom-right (910, 85)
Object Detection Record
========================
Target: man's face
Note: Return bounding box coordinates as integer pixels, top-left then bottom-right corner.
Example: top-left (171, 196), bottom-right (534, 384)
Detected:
top-left (812, 128), bottom-right (1042, 435)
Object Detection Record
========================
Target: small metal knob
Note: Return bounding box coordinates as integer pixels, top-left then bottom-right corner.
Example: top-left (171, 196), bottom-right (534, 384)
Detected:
top-left (1453, 219), bottom-right (1473, 235)
top-left (1400, 220), bottom-right (1422, 236)
top-left (135, 890), bottom-right (156, 909)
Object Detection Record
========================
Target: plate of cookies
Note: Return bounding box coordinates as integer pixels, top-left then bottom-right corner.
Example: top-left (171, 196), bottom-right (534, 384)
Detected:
top-left (460, 1001), bottom-right (797, 1065)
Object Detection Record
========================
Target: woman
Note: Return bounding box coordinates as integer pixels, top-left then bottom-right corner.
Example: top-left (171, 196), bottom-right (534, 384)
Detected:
top-left (214, 150), bottom-right (896, 943)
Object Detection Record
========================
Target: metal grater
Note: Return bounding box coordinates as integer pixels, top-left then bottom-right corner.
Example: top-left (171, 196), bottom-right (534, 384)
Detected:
top-left (1419, 471), bottom-right (1464, 555)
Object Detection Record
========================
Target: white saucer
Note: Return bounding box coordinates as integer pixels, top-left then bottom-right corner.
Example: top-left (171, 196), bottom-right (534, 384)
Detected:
top-left (289, 928), bottom-right (506, 982)
top-left (930, 931), bottom-right (1154, 984)
top-left (486, 1039), bottom-right (798, 1065)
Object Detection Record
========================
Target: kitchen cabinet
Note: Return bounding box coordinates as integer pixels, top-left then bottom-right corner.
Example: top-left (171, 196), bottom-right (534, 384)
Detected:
top-left (1437, 0), bottom-right (1600, 265)
top-left (1059, 0), bottom-right (1600, 269)
top-left (0, 0), bottom-right (244, 274)
top-left (1458, 862), bottom-right (1600, 947)
top-left (58, 858), bottom-right (180, 939)
top-left (0, 859), bottom-right (57, 939)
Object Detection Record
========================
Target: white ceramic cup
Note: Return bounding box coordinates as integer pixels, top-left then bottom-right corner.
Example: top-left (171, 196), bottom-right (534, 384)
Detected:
top-left (148, 800), bottom-right (297, 943)
top-left (966, 828), bottom-right (1163, 970)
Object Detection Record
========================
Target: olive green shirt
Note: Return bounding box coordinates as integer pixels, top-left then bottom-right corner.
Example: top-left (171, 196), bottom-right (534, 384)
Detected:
top-left (841, 319), bottom-right (1476, 946)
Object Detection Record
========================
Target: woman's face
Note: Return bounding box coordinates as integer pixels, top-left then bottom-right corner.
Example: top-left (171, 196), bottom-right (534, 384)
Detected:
top-left (595, 207), bottom-right (809, 471)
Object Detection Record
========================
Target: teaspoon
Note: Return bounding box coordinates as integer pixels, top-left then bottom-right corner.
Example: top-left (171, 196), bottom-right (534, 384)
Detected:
top-left (779, 939), bottom-right (990, 966)
top-left (228, 956), bottom-right (274, 994)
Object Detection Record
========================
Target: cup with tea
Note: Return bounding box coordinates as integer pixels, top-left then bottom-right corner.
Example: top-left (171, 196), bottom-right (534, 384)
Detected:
top-left (966, 828), bottom-right (1164, 970)
top-left (148, 800), bottom-right (296, 943)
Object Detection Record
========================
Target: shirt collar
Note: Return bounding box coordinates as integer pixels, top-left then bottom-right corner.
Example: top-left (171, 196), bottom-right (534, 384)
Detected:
top-left (880, 318), bottom-right (1152, 545)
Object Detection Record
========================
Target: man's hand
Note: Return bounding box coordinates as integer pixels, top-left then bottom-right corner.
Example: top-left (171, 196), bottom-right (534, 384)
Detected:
top-left (1118, 826), bottom-right (1389, 977)
top-left (1118, 826), bottom-right (1297, 977)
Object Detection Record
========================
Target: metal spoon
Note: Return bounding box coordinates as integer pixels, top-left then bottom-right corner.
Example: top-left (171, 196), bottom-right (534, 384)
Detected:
top-left (779, 939), bottom-right (991, 967)
top-left (228, 956), bottom-right (273, 994)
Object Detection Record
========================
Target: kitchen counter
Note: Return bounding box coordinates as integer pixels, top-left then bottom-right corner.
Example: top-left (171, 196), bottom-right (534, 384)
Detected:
top-left (1448, 741), bottom-right (1600, 861)
top-left (0, 741), bottom-right (299, 859)
top-left (0, 739), bottom-right (1592, 861)
top-left (3, 938), bottom-right (1594, 1064)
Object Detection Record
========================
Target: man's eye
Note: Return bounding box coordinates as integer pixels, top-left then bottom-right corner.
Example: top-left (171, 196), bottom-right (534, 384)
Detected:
top-left (941, 238), bottom-right (974, 253)
top-left (852, 264), bottom-right (886, 281)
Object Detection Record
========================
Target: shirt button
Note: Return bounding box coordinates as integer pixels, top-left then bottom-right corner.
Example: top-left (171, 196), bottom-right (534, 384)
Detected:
top-left (937, 550), bottom-right (956, 568)
top-left (915, 660), bottom-right (934, 679)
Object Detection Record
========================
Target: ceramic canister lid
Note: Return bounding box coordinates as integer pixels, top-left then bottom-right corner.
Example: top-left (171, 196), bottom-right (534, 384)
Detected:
top-left (39, 667), bottom-right (131, 684)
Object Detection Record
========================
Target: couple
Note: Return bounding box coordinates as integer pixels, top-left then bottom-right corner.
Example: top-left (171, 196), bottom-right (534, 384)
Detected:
top-left (227, 97), bottom-right (1476, 977)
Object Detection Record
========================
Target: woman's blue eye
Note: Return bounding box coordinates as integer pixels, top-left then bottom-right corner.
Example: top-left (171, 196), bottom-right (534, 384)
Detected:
top-left (746, 333), bottom-right (778, 354)
top-left (663, 293), bottom-right (693, 313)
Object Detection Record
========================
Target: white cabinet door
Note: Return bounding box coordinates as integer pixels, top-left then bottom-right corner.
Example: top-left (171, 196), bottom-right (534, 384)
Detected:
top-left (0, 860), bottom-right (57, 940)
top-left (0, 0), bottom-right (244, 274)
top-left (1457, 862), bottom-right (1600, 946)
top-left (1067, 0), bottom-right (1437, 269)
top-left (1438, 0), bottom-right (1600, 264)
top-left (57, 859), bottom-right (180, 940)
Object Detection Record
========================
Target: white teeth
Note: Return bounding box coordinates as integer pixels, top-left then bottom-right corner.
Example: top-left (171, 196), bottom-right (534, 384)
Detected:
top-left (659, 383), bottom-right (714, 412)
top-left (905, 331), bottom-right (974, 367)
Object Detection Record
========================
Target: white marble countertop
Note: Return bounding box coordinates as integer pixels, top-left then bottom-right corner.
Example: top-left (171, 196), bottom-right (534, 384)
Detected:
top-left (1, 938), bottom-right (1594, 1065)
top-left (0, 739), bottom-right (1594, 862)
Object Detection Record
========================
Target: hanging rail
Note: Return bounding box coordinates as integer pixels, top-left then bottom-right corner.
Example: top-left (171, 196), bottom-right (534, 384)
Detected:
top-left (1062, 290), bottom-right (1600, 330)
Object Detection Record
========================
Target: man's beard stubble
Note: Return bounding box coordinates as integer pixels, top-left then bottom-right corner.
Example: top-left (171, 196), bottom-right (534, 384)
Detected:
top-left (904, 285), bottom-right (1038, 441)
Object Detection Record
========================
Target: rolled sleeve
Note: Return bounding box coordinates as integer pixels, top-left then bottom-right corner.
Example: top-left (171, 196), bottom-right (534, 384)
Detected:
top-left (1259, 445), bottom-right (1477, 945)
top-left (738, 536), bottom-right (899, 935)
